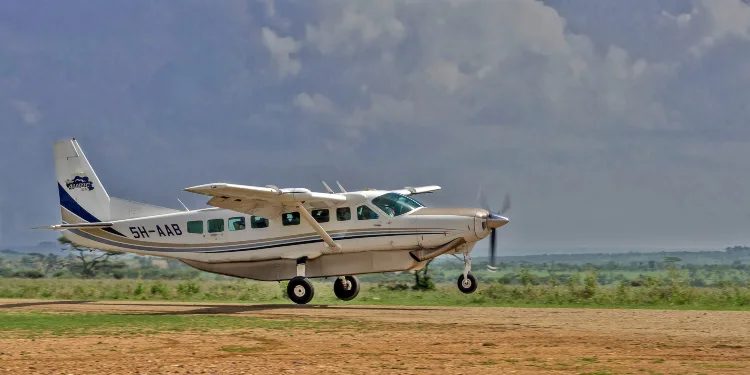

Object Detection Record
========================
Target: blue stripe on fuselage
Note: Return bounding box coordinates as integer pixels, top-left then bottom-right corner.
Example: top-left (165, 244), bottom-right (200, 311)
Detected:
top-left (67, 228), bottom-right (448, 254)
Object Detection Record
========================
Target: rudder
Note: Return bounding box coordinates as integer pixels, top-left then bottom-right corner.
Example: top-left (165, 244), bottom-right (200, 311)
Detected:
top-left (55, 138), bottom-right (111, 223)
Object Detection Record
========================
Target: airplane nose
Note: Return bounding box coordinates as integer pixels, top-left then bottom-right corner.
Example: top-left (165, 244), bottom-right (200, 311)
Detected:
top-left (486, 213), bottom-right (509, 229)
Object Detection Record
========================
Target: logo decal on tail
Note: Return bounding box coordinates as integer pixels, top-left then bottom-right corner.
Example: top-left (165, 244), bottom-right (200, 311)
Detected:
top-left (66, 175), bottom-right (94, 191)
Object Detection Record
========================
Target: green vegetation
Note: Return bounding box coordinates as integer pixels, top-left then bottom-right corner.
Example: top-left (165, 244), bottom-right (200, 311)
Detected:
top-left (0, 278), bottom-right (285, 302)
top-left (4, 243), bottom-right (750, 288)
top-left (2, 275), bottom-right (750, 309)
top-left (0, 311), bottom-right (354, 338)
top-left (2, 241), bottom-right (750, 309)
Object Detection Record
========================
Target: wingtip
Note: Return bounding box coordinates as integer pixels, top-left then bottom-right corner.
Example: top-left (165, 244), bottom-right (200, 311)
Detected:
top-left (184, 183), bottom-right (222, 192)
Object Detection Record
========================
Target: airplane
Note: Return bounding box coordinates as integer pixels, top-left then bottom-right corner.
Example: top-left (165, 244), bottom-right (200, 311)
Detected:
top-left (37, 138), bottom-right (510, 304)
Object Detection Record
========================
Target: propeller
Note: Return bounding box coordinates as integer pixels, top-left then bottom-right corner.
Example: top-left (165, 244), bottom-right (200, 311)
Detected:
top-left (477, 185), bottom-right (511, 271)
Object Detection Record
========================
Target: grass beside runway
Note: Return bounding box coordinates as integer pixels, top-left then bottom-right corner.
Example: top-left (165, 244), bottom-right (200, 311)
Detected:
top-left (0, 310), bottom-right (361, 338)
top-left (1, 278), bottom-right (750, 310)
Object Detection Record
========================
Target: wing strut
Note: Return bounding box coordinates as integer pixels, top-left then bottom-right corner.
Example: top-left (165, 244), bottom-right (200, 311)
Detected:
top-left (295, 202), bottom-right (342, 251)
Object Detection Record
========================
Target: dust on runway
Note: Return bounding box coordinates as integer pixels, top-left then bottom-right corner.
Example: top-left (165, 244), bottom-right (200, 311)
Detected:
top-left (0, 299), bottom-right (749, 374)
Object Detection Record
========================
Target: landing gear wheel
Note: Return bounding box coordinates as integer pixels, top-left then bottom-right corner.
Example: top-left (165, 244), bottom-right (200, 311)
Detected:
top-left (333, 275), bottom-right (360, 301)
top-left (457, 273), bottom-right (477, 294)
top-left (287, 276), bottom-right (315, 304)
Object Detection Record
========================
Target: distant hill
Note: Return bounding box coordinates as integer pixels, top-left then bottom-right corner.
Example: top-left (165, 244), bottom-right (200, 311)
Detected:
top-left (1, 242), bottom-right (63, 255)
top-left (456, 246), bottom-right (750, 266)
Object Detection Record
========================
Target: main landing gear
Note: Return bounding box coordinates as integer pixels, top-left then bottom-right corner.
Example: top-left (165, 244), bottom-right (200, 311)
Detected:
top-left (333, 275), bottom-right (360, 301)
top-left (287, 276), bottom-right (315, 304)
top-left (287, 257), bottom-right (315, 304)
top-left (456, 252), bottom-right (478, 294)
top-left (285, 257), bottom-right (362, 304)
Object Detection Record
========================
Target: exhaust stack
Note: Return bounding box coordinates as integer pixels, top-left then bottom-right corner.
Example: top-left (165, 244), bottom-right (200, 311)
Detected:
top-left (409, 238), bottom-right (466, 262)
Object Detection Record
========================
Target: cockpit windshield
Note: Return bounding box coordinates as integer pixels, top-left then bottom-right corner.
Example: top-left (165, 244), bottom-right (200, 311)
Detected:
top-left (371, 192), bottom-right (424, 217)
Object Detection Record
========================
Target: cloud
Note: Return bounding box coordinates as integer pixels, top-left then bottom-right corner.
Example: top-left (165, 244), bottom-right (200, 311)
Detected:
top-left (300, 0), bottom-right (675, 137)
top-left (293, 92), bottom-right (335, 114)
top-left (11, 100), bottom-right (41, 125)
top-left (701, 0), bottom-right (750, 40)
top-left (2, 0), bottom-right (750, 249)
top-left (259, 0), bottom-right (276, 18)
top-left (663, 0), bottom-right (750, 56)
top-left (261, 27), bottom-right (301, 77)
top-left (305, 1), bottom-right (406, 55)
top-left (425, 60), bottom-right (468, 93)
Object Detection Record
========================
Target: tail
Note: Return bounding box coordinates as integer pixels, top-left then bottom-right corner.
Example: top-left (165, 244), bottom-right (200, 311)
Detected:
top-left (55, 138), bottom-right (178, 224)
top-left (55, 138), bottom-right (111, 223)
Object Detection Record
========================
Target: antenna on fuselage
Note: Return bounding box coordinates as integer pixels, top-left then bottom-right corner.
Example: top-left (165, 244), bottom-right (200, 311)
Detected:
top-left (322, 181), bottom-right (335, 194)
top-left (177, 198), bottom-right (190, 211)
top-left (336, 181), bottom-right (347, 193)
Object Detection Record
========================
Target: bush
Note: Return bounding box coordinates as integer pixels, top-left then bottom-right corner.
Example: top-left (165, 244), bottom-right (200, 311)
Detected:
top-left (13, 270), bottom-right (45, 279)
top-left (413, 274), bottom-right (435, 291)
top-left (150, 282), bottom-right (170, 298)
top-left (378, 280), bottom-right (409, 291)
top-left (177, 280), bottom-right (201, 296)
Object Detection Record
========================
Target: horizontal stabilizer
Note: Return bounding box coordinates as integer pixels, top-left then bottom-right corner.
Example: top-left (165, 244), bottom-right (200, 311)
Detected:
top-left (33, 222), bottom-right (114, 230)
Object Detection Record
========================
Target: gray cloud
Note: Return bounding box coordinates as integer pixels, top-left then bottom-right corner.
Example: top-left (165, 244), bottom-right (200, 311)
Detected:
top-left (1, 0), bottom-right (749, 253)
top-left (10, 100), bottom-right (41, 125)
top-left (261, 27), bottom-right (302, 77)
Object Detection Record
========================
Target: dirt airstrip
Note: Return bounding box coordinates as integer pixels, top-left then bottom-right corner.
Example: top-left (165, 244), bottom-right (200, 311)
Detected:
top-left (0, 299), bottom-right (749, 374)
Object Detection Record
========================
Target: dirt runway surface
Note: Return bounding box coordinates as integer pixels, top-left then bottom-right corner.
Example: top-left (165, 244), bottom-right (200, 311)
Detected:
top-left (1, 299), bottom-right (749, 374)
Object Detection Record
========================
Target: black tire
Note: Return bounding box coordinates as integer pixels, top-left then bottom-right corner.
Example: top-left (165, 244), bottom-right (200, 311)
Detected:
top-left (457, 273), bottom-right (478, 294)
top-left (333, 275), bottom-right (360, 301)
top-left (287, 276), bottom-right (315, 304)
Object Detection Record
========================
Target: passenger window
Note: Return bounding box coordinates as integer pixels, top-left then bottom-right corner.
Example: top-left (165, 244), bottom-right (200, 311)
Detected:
top-left (357, 205), bottom-right (379, 220)
top-left (311, 209), bottom-right (329, 223)
top-left (207, 219), bottom-right (224, 233)
top-left (250, 216), bottom-right (269, 229)
top-left (228, 217), bottom-right (245, 231)
top-left (336, 207), bottom-right (351, 221)
top-left (187, 220), bottom-right (203, 234)
top-left (282, 212), bottom-right (301, 226)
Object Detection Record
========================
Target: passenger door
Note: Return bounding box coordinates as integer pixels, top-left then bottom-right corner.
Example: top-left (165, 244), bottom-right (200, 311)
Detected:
top-left (356, 204), bottom-right (392, 250)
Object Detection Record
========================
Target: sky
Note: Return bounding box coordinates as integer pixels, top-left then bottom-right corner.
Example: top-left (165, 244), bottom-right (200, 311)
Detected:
top-left (1, 0), bottom-right (750, 254)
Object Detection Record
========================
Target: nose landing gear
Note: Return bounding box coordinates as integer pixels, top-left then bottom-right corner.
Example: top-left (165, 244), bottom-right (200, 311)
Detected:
top-left (457, 273), bottom-right (477, 294)
top-left (456, 252), bottom-right (478, 294)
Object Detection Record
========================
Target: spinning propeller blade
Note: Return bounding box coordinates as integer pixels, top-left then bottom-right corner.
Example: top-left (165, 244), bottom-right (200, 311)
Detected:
top-left (489, 228), bottom-right (497, 271)
top-left (478, 187), bottom-right (511, 272)
top-left (500, 192), bottom-right (511, 215)
top-left (477, 185), bottom-right (490, 211)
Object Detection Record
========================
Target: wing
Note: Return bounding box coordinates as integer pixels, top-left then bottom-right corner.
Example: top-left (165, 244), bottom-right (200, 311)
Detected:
top-left (184, 183), bottom-right (347, 217)
top-left (391, 185), bottom-right (441, 196)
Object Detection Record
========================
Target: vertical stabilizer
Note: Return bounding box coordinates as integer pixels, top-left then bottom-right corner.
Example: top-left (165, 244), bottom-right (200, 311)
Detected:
top-left (55, 139), bottom-right (111, 223)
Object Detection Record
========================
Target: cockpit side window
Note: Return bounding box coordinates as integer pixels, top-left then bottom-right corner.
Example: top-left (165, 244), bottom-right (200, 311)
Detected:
top-left (229, 217), bottom-right (246, 231)
top-left (357, 205), bottom-right (379, 220)
top-left (371, 192), bottom-right (424, 217)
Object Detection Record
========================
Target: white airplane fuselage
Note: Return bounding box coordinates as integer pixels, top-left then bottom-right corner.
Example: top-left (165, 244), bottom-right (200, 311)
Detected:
top-left (50, 138), bottom-right (508, 283)
top-left (61, 196), bottom-right (491, 281)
